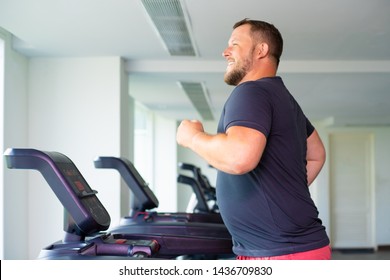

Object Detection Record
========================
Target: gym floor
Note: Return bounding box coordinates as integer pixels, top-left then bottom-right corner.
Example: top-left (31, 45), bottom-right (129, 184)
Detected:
top-left (331, 247), bottom-right (390, 260)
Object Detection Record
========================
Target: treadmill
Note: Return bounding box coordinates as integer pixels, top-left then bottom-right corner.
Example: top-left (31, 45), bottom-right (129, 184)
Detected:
top-left (178, 162), bottom-right (219, 213)
top-left (94, 156), bottom-right (225, 226)
top-left (4, 148), bottom-right (232, 259)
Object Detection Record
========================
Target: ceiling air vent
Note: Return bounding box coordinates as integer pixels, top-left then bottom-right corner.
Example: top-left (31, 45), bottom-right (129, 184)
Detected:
top-left (179, 82), bottom-right (214, 121)
top-left (141, 0), bottom-right (197, 56)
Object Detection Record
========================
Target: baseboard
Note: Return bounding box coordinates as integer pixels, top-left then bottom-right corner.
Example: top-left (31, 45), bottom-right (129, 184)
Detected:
top-left (377, 245), bottom-right (390, 251)
top-left (332, 248), bottom-right (375, 254)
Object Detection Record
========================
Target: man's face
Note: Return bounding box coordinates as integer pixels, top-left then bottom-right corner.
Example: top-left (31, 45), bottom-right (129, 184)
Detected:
top-left (223, 24), bottom-right (255, 86)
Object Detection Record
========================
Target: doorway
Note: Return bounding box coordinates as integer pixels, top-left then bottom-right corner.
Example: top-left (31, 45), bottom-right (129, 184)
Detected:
top-left (329, 132), bottom-right (375, 249)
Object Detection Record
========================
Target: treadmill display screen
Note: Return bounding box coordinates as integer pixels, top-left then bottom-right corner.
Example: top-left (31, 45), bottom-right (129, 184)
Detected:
top-left (57, 162), bottom-right (110, 227)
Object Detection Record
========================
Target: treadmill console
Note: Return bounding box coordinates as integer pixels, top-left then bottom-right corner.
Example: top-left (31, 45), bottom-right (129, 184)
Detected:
top-left (4, 148), bottom-right (110, 235)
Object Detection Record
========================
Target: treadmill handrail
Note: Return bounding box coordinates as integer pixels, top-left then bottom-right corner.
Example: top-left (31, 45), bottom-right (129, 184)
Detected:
top-left (179, 162), bottom-right (213, 191)
top-left (94, 156), bottom-right (159, 211)
top-left (177, 174), bottom-right (209, 213)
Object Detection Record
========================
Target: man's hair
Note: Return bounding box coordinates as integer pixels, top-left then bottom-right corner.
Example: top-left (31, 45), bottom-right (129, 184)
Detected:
top-left (233, 18), bottom-right (283, 66)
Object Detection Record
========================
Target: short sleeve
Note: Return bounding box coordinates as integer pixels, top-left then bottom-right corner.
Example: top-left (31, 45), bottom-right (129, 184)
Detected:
top-left (223, 82), bottom-right (272, 137)
top-left (306, 117), bottom-right (315, 137)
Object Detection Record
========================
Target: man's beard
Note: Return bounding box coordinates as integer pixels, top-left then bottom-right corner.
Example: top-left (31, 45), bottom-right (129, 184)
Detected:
top-left (224, 55), bottom-right (253, 86)
top-left (224, 67), bottom-right (246, 86)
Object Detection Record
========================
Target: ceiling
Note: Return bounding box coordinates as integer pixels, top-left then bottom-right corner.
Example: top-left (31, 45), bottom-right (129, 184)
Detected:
top-left (1, 0), bottom-right (389, 126)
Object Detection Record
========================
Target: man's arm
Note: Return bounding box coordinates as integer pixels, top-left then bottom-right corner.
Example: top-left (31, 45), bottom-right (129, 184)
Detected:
top-left (306, 129), bottom-right (326, 186)
top-left (176, 119), bottom-right (266, 175)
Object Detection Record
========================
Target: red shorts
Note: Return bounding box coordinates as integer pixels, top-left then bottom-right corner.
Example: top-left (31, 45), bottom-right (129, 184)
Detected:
top-left (237, 245), bottom-right (331, 260)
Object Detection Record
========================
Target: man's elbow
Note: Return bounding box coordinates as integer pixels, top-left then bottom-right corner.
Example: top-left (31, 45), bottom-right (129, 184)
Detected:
top-left (319, 146), bottom-right (326, 166)
top-left (227, 157), bottom-right (259, 175)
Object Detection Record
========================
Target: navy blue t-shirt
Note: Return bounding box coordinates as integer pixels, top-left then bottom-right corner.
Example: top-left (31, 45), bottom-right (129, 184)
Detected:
top-left (216, 76), bottom-right (329, 257)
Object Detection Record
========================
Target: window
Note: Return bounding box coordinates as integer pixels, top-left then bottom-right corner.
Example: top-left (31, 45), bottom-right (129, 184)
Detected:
top-left (134, 102), bottom-right (155, 190)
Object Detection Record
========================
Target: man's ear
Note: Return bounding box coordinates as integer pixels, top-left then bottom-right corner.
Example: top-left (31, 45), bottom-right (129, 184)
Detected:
top-left (256, 43), bottom-right (269, 59)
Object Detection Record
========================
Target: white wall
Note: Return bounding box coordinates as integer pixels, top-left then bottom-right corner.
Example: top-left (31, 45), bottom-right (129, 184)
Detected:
top-left (375, 129), bottom-right (390, 244)
top-left (1, 28), bottom-right (29, 260)
top-left (0, 33), bottom-right (3, 261)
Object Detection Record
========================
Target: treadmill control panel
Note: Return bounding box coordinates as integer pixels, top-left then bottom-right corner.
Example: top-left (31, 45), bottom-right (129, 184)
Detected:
top-left (57, 162), bottom-right (110, 227)
top-left (4, 148), bottom-right (111, 235)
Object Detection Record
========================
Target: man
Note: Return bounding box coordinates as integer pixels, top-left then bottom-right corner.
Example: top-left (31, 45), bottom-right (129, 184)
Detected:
top-left (176, 18), bottom-right (330, 260)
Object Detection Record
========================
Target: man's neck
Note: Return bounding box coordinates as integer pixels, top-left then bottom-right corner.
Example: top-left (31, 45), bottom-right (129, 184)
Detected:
top-left (238, 68), bottom-right (277, 85)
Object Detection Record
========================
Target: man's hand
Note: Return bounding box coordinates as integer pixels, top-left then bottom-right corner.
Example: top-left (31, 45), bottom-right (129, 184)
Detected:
top-left (176, 119), bottom-right (204, 148)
